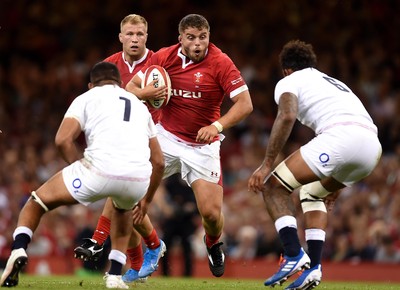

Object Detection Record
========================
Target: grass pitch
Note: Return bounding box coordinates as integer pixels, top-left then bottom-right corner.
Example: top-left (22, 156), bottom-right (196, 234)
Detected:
top-left (11, 275), bottom-right (400, 290)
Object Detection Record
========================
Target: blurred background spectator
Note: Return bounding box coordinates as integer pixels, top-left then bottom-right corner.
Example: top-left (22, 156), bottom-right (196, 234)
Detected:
top-left (157, 174), bottom-right (199, 277)
top-left (1, 0), bottom-right (400, 273)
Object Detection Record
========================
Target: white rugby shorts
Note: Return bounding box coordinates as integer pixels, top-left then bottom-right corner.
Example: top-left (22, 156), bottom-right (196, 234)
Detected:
top-left (300, 124), bottom-right (382, 186)
top-left (156, 124), bottom-right (222, 186)
top-left (62, 159), bottom-right (150, 210)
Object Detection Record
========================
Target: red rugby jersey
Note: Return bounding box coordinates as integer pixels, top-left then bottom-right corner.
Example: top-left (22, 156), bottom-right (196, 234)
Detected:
top-left (104, 49), bottom-right (161, 123)
top-left (139, 43), bottom-right (248, 143)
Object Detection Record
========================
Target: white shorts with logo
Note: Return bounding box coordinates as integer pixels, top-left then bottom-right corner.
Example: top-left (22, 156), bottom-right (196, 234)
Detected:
top-left (300, 125), bottom-right (382, 186)
top-left (156, 124), bottom-right (222, 186)
top-left (62, 159), bottom-right (150, 210)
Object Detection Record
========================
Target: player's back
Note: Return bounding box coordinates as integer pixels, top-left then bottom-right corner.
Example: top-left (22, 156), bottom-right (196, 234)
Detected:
top-left (275, 68), bottom-right (376, 134)
top-left (67, 84), bottom-right (154, 177)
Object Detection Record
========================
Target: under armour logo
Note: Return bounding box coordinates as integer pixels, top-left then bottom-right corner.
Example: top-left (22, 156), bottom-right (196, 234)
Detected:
top-left (211, 172), bottom-right (218, 177)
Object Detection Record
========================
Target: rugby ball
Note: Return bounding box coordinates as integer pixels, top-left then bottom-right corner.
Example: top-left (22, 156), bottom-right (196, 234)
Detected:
top-left (141, 65), bottom-right (171, 109)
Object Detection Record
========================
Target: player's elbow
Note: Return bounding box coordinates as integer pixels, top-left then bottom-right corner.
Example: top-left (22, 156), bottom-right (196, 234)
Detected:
top-left (55, 134), bottom-right (70, 151)
top-left (234, 91), bottom-right (253, 116)
top-left (279, 111), bottom-right (297, 124)
top-left (244, 100), bottom-right (253, 117)
top-left (150, 148), bottom-right (165, 174)
top-left (239, 97), bottom-right (253, 120)
top-left (152, 156), bottom-right (165, 175)
top-left (55, 136), bottom-right (73, 158)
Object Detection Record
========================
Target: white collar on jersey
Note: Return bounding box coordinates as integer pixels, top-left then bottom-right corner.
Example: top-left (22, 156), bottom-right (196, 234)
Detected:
top-left (177, 47), bottom-right (209, 69)
top-left (122, 48), bottom-right (149, 73)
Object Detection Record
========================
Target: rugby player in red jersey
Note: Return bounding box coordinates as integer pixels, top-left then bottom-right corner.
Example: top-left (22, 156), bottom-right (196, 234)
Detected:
top-left (126, 13), bottom-right (253, 277)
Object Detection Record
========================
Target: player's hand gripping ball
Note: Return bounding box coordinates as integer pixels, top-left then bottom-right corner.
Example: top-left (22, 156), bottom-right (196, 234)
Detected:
top-left (142, 65), bottom-right (171, 109)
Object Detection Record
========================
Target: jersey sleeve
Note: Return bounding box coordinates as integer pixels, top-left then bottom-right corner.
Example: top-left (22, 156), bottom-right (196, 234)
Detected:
top-left (216, 53), bottom-right (248, 99)
top-left (274, 76), bottom-right (299, 104)
top-left (64, 94), bottom-right (87, 130)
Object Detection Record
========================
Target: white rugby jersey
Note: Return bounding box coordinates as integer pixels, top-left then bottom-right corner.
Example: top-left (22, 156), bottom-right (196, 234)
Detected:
top-left (64, 84), bottom-right (157, 177)
top-left (274, 68), bottom-right (377, 134)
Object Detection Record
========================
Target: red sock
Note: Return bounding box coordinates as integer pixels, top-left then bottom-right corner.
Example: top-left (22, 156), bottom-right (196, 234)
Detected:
top-left (127, 244), bottom-right (143, 271)
top-left (92, 215), bottom-right (111, 245)
top-left (205, 233), bottom-right (221, 248)
top-left (143, 228), bottom-right (160, 250)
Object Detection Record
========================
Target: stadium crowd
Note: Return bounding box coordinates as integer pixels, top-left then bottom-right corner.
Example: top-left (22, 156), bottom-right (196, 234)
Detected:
top-left (1, 0), bottom-right (400, 272)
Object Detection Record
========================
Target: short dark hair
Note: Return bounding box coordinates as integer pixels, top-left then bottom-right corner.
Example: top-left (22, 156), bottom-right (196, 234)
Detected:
top-left (178, 14), bottom-right (210, 34)
top-left (279, 40), bottom-right (317, 71)
top-left (90, 62), bottom-right (121, 85)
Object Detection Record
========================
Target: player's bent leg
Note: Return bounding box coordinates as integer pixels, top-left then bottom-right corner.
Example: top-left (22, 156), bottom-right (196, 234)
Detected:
top-left (1, 195), bottom-right (48, 287)
top-left (2, 172), bottom-right (74, 287)
top-left (123, 229), bottom-right (148, 282)
top-left (138, 240), bottom-right (166, 278)
top-left (36, 171), bottom-right (78, 208)
top-left (105, 204), bottom-right (134, 289)
top-left (204, 235), bottom-right (225, 277)
top-left (133, 214), bottom-right (153, 236)
top-left (74, 199), bottom-right (114, 261)
top-left (192, 180), bottom-right (225, 277)
top-left (262, 162), bottom-right (311, 287)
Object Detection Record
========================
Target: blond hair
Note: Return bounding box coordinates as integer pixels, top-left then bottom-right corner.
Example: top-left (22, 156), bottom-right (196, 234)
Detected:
top-left (120, 14), bottom-right (148, 32)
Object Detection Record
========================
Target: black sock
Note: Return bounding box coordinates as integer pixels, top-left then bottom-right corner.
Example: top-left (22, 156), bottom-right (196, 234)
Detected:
top-left (12, 233), bottom-right (31, 250)
top-left (108, 260), bottom-right (123, 275)
top-left (279, 227), bottom-right (301, 257)
top-left (307, 240), bottom-right (324, 268)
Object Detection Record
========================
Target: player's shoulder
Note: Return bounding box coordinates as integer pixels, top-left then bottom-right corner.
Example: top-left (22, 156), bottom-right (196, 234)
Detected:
top-left (206, 43), bottom-right (234, 66)
top-left (154, 44), bottom-right (180, 58)
top-left (146, 44), bottom-right (180, 69)
top-left (208, 43), bottom-right (229, 58)
top-left (104, 51), bottom-right (123, 63)
top-left (276, 68), bottom-right (317, 91)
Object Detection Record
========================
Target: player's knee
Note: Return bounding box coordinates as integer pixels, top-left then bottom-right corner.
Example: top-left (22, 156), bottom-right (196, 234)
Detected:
top-left (200, 206), bottom-right (221, 224)
top-left (270, 162), bottom-right (302, 193)
top-left (300, 181), bottom-right (330, 213)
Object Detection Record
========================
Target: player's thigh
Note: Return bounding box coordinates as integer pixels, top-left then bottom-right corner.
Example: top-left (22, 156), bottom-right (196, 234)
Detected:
top-left (63, 160), bottom-right (108, 206)
top-left (284, 150), bottom-right (320, 185)
top-left (191, 179), bottom-right (223, 217)
top-left (100, 198), bottom-right (114, 219)
top-left (35, 171), bottom-right (77, 209)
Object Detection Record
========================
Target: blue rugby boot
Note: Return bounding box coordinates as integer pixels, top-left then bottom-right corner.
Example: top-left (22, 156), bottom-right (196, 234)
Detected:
top-left (264, 248), bottom-right (310, 287)
top-left (285, 264), bottom-right (322, 290)
top-left (138, 240), bottom-right (166, 278)
top-left (122, 269), bottom-right (147, 283)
